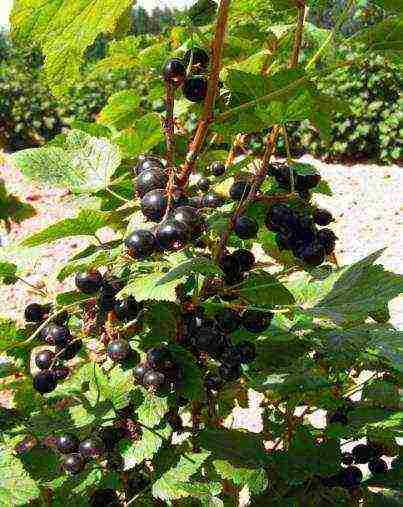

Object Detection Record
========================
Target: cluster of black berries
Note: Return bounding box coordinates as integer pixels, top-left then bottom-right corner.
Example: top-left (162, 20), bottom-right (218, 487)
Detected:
top-left (54, 433), bottom-right (106, 474)
top-left (134, 345), bottom-right (183, 390)
top-left (266, 203), bottom-right (337, 267)
top-left (268, 162), bottom-right (322, 200)
top-left (163, 47), bottom-right (210, 102)
top-left (25, 303), bottom-right (81, 394)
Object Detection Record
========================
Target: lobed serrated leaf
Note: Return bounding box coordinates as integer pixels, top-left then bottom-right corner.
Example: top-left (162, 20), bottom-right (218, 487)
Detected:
top-left (237, 270), bottom-right (295, 307)
top-left (213, 460), bottom-right (268, 494)
top-left (156, 257), bottom-right (224, 285)
top-left (0, 448), bottom-right (40, 506)
top-left (117, 113), bottom-right (164, 158)
top-left (0, 262), bottom-right (18, 285)
top-left (118, 272), bottom-right (181, 302)
top-left (98, 90), bottom-right (141, 130)
top-left (170, 345), bottom-right (204, 401)
top-left (136, 390), bottom-right (169, 428)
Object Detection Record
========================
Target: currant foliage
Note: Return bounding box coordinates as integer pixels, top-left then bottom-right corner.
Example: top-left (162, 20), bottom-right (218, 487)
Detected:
top-left (1, 0), bottom-right (402, 506)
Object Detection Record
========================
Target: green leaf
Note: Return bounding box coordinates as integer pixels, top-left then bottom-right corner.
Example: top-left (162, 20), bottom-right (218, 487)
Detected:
top-left (119, 272), bottom-right (181, 302)
top-left (136, 390), bottom-right (169, 428)
top-left (369, 328), bottom-right (403, 372)
top-left (56, 290), bottom-right (92, 306)
top-left (119, 424), bottom-right (172, 471)
top-left (309, 250), bottom-right (403, 324)
top-left (152, 451), bottom-right (211, 501)
top-left (22, 209), bottom-right (108, 247)
top-left (213, 460), bottom-right (268, 494)
top-left (362, 379), bottom-right (400, 409)
top-left (170, 345), bottom-right (204, 401)
top-left (372, 0), bottom-right (403, 13)
top-left (98, 90), bottom-right (141, 130)
top-left (11, 0), bottom-right (136, 96)
top-left (353, 16), bottom-right (403, 54)
top-left (117, 114), bottom-right (164, 159)
top-left (0, 180), bottom-right (35, 226)
top-left (0, 448), bottom-right (40, 506)
top-left (156, 257), bottom-right (224, 285)
top-left (0, 262), bottom-right (17, 285)
top-left (237, 270), bottom-right (295, 307)
top-left (144, 302), bottom-right (179, 344)
top-left (188, 0), bottom-right (217, 26)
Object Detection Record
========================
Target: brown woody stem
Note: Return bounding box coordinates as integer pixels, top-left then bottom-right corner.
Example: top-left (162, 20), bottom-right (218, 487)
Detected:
top-left (164, 81), bottom-right (177, 218)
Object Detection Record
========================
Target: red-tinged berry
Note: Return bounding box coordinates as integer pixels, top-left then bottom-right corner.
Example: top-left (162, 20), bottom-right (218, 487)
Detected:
top-left (368, 458), bottom-right (388, 474)
top-left (107, 339), bottom-right (130, 362)
top-left (184, 47), bottom-right (209, 70)
top-left (114, 297), bottom-right (139, 322)
top-left (236, 341), bottom-right (256, 364)
top-left (141, 189), bottom-right (167, 222)
top-left (234, 216), bottom-right (259, 240)
top-left (35, 349), bottom-right (55, 370)
top-left (183, 75), bottom-right (207, 102)
top-left (136, 167), bottom-right (168, 198)
top-left (75, 271), bottom-right (103, 294)
top-left (56, 433), bottom-right (80, 454)
top-left (163, 58), bottom-right (186, 84)
top-left (232, 249), bottom-right (255, 272)
top-left (242, 310), bottom-right (272, 333)
top-left (143, 370), bottom-right (165, 387)
top-left (155, 220), bottom-right (190, 251)
top-left (135, 155), bottom-right (164, 176)
top-left (229, 180), bottom-right (252, 201)
top-left (62, 453), bottom-right (86, 474)
top-left (79, 437), bottom-right (105, 459)
top-left (33, 371), bottom-right (57, 394)
top-left (25, 303), bottom-right (48, 323)
top-left (90, 489), bottom-right (120, 507)
top-left (125, 229), bottom-right (157, 259)
top-left (313, 208), bottom-right (334, 226)
top-left (210, 161), bottom-right (226, 177)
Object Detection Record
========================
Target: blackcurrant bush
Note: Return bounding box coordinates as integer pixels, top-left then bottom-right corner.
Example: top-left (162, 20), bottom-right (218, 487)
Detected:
top-left (79, 437), bottom-right (105, 458)
top-left (141, 189), bottom-right (167, 222)
top-left (155, 220), bottom-right (190, 251)
top-left (352, 444), bottom-right (375, 464)
top-left (57, 339), bottom-right (82, 360)
top-left (147, 346), bottom-right (172, 369)
top-left (215, 308), bottom-right (241, 333)
top-left (134, 363), bottom-right (148, 382)
top-left (107, 339), bottom-right (131, 362)
top-left (135, 155), bottom-right (164, 175)
top-left (90, 489), bottom-right (120, 507)
top-left (184, 47), bottom-right (209, 70)
top-left (318, 229), bottom-right (338, 255)
top-left (163, 58), bottom-right (186, 84)
top-left (136, 167), bottom-right (168, 198)
top-left (242, 310), bottom-right (272, 333)
top-left (210, 161), bottom-right (226, 177)
top-left (56, 433), bottom-right (80, 454)
top-left (143, 370), bottom-right (165, 387)
top-left (236, 341), bottom-right (256, 364)
top-left (298, 242), bottom-right (326, 267)
top-left (205, 373), bottom-right (224, 391)
top-left (125, 229), bottom-right (157, 259)
top-left (25, 303), bottom-right (48, 323)
top-left (75, 270), bottom-right (103, 294)
top-left (339, 466), bottom-right (363, 487)
top-left (203, 192), bottom-right (224, 208)
top-left (341, 452), bottom-right (354, 466)
top-left (219, 362), bottom-right (241, 381)
top-left (42, 324), bottom-right (71, 347)
top-left (33, 371), bottom-right (57, 394)
top-left (114, 297), bottom-right (139, 322)
top-left (196, 177), bottom-right (210, 192)
top-left (229, 180), bottom-right (252, 201)
top-left (63, 453), bottom-right (86, 474)
top-left (53, 367), bottom-right (70, 381)
top-left (35, 349), bottom-right (55, 370)
top-left (183, 76), bottom-right (208, 102)
top-left (234, 216), bottom-right (259, 240)
top-left (313, 208), bottom-right (334, 226)
top-left (232, 249), bottom-right (255, 272)
top-left (368, 458), bottom-right (388, 474)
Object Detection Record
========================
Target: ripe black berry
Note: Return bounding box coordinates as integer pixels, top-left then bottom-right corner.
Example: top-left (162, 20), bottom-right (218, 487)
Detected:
top-left (203, 192), bottom-right (224, 208)
top-left (197, 178), bottom-right (210, 192)
top-left (298, 242), bottom-right (326, 267)
top-left (35, 349), bottom-right (55, 370)
top-left (205, 373), bottom-right (224, 391)
top-left (79, 437), bottom-right (105, 458)
top-left (236, 341), bottom-right (256, 364)
top-left (57, 339), bottom-right (82, 360)
top-left (352, 444), bottom-right (375, 464)
top-left (318, 229), bottom-right (338, 255)
top-left (265, 204), bottom-right (296, 232)
top-left (313, 208), bottom-right (334, 226)
top-left (134, 363), bottom-right (149, 381)
top-left (53, 367), bottom-right (70, 381)
top-left (215, 309), bottom-right (241, 333)
top-left (329, 410), bottom-right (348, 426)
top-left (219, 253), bottom-right (241, 279)
top-left (155, 220), bottom-right (190, 251)
top-left (33, 371), bottom-right (57, 394)
top-left (184, 47), bottom-right (209, 70)
top-left (183, 75), bottom-right (208, 102)
top-left (339, 466), bottom-right (363, 487)
top-left (56, 433), bottom-right (79, 454)
top-left (25, 303), bottom-right (48, 323)
top-left (107, 339), bottom-right (130, 362)
top-left (125, 229), bottom-right (157, 259)
top-left (234, 216), bottom-right (259, 240)
top-left (172, 205), bottom-right (200, 227)
top-left (232, 249), bottom-right (255, 272)
top-left (98, 290), bottom-right (116, 312)
top-left (75, 271), bottom-right (103, 294)
top-left (114, 297), bottom-right (139, 322)
top-left (141, 189), bottom-right (167, 222)
top-left (143, 370), bottom-right (165, 387)
top-left (219, 362), bottom-right (241, 381)
top-left (90, 489), bottom-right (120, 507)
top-left (147, 346), bottom-right (172, 369)
top-left (63, 453), bottom-right (86, 474)
top-left (210, 161), bottom-right (226, 177)
top-left (368, 458), bottom-right (388, 474)
top-left (136, 167), bottom-right (168, 198)
top-left (242, 310), bottom-right (272, 333)
top-left (229, 180), bottom-right (252, 201)
top-left (42, 324), bottom-right (71, 347)
top-left (341, 452), bottom-right (354, 466)
top-left (135, 155), bottom-right (164, 175)
top-left (163, 58), bottom-right (186, 84)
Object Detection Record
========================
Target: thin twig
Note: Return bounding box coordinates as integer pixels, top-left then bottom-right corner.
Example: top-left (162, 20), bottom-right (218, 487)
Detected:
top-left (163, 81), bottom-right (177, 219)
top-left (289, 2), bottom-right (306, 68)
top-left (105, 187), bottom-right (131, 204)
top-left (178, 0), bottom-right (231, 186)
top-left (17, 277), bottom-right (48, 297)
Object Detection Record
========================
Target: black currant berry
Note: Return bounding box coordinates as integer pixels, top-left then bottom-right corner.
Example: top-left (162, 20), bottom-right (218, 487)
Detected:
top-left (136, 167), bottom-right (168, 198)
top-left (114, 297), bottom-right (139, 322)
top-left (147, 347), bottom-right (172, 369)
top-left (172, 205), bottom-right (200, 227)
top-left (297, 173), bottom-right (321, 190)
top-left (141, 189), bottom-right (167, 222)
top-left (219, 253), bottom-right (241, 279)
top-left (125, 229), bottom-right (157, 259)
top-left (339, 466), bottom-right (363, 487)
top-left (203, 192), bottom-right (224, 208)
top-left (33, 371), bottom-right (57, 394)
top-left (135, 155), bottom-right (164, 176)
top-left (298, 242), bottom-right (326, 267)
top-left (215, 308), bottom-right (241, 333)
top-left (183, 76), bottom-right (208, 102)
top-left (265, 203), bottom-right (296, 232)
top-left (318, 229), bottom-right (338, 255)
top-left (329, 410), bottom-right (349, 426)
top-left (98, 290), bottom-right (117, 312)
top-left (163, 58), bottom-right (186, 84)
top-left (90, 489), bottom-right (120, 507)
top-left (57, 339), bottom-right (82, 361)
top-left (42, 324), bottom-right (71, 347)
top-left (234, 216), bottom-right (259, 240)
top-left (184, 47), bottom-right (209, 70)
top-left (63, 453), bottom-right (86, 474)
top-left (313, 208), bottom-right (334, 226)
top-left (191, 326), bottom-right (217, 352)
top-left (236, 341), bottom-right (256, 364)
top-left (53, 367), bottom-right (70, 381)
top-left (189, 195), bottom-right (204, 208)
top-left (155, 220), bottom-right (190, 251)
top-left (232, 249), bottom-right (255, 272)
top-left (205, 373), bottom-right (224, 391)
top-left (75, 271), bottom-right (103, 295)
top-left (134, 363), bottom-right (149, 382)
top-left (341, 452), bottom-right (354, 466)
top-left (143, 370), bottom-right (165, 387)
top-left (35, 349), bottom-right (55, 370)
top-left (25, 303), bottom-right (48, 323)
top-left (242, 310), bottom-right (272, 333)
top-left (352, 444), bottom-right (375, 464)
top-left (79, 437), bottom-right (105, 459)
top-left (197, 178), bottom-right (210, 192)
top-left (56, 433), bottom-right (80, 454)
top-left (368, 458), bottom-right (388, 475)
top-left (219, 362), bottom-right (241, 381)
top-left (210, 161), bottom-right (226, 177)
top-left (229, 180), bottom-right (252, 201)
top-left (107, 339), bottom-right (130, 362)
